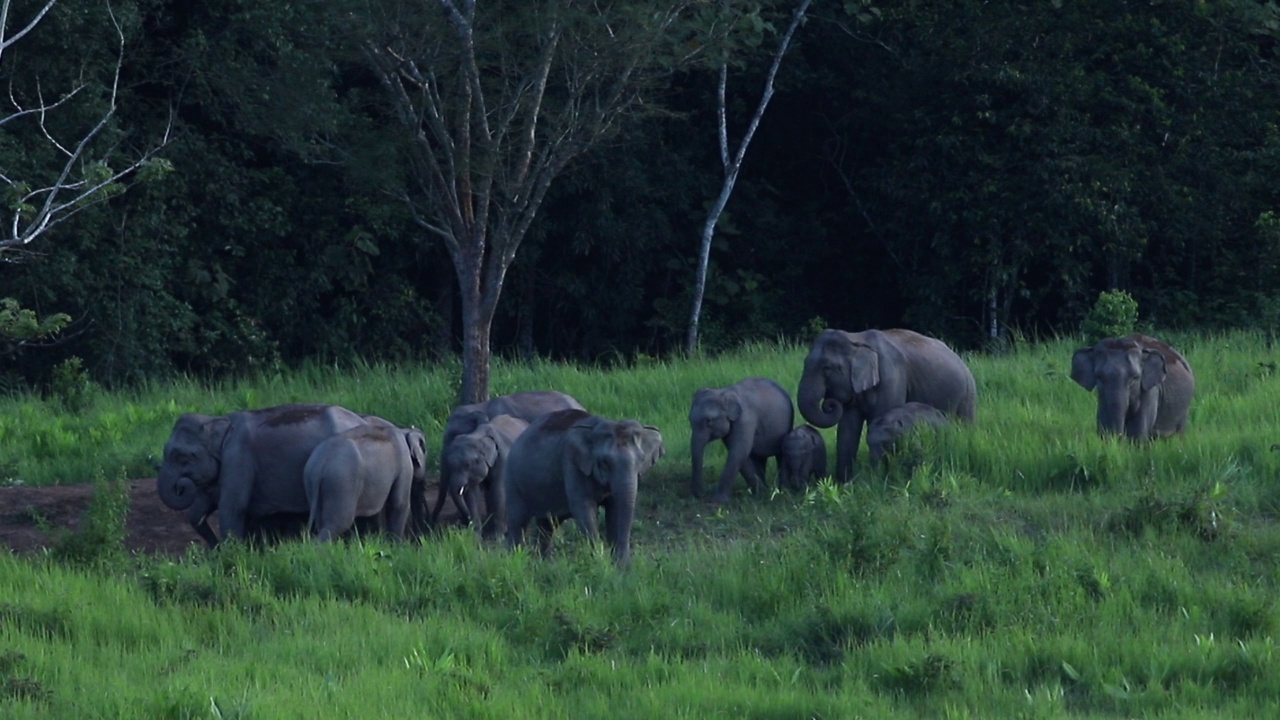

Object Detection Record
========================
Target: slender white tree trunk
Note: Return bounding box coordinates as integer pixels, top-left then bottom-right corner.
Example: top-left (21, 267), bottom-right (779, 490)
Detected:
top-left (685, 0), bottom-right (811, 355)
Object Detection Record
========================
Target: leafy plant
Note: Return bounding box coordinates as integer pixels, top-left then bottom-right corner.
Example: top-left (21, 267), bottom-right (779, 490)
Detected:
top-left (1081, 290), bottom-right (1139, 344)
top-left (50, 357), bottom-right (96, 412)
top-left (49, 469), bottom-right (130, 568)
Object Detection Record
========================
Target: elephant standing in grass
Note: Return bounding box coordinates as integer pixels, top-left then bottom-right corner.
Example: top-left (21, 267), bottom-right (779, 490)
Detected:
top-left (434, 414), bottom-right (529, 540)
top-left (504, 409), bottom-right (664, 566)
top-left (798, 329), bottom-right (977, 482)
top-left (1071, 334), bottom-right (1195, 440)
top-left (866, 402), bottom-right (948, 463)
top-left (304, 422), bottom-right (428, 541)
top-left (689, 377), bottom-right (794, 503)
top-left (433, 391), bottom-right (585, 530)
top-left (778, 425), bottom-right (827, 491)
top-left (156, 404), bottom-right (371, 547)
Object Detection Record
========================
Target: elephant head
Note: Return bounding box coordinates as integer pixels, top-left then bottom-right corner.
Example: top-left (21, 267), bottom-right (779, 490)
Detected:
top-left (156, 413), bottom-right (231, 547)
top-left (798, 329), bottom-right (882, 429)
top-left (441, 427), bottom-right (500, 524)
top-left (156, 413), bottom-right (230, 511)
top-left (566, 417), bottom-right (664, 564)
top-left (780, 425), bottom-right (824, 491)
top-left (1071, 336), bottom-right (1170, 438)
top-left (688, 387), bottom-right (740, 497)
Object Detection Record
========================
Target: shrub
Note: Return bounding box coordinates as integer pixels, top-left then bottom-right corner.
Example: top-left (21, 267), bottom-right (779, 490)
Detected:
top-left (1081, 290), bottom-right (1138, 344)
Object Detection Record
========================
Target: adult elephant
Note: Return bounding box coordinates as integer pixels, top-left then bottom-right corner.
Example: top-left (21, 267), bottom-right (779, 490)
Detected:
top-left (304, 422), bottom-right (428, 541)
top-left (798, 328), bottom-right (977, 482)
top-left (432, 391), bottom-right (585, 530)
top-left (1070, 334), bottom-right (1195, 440)
top-left (156, 404), bottom-right (370, 547)
top-left (433, 414), bottom-right (529, 540)
top-left (504, 409), bottom-right (664, 567)
top-left (688, 377), bottom-right (794, 503)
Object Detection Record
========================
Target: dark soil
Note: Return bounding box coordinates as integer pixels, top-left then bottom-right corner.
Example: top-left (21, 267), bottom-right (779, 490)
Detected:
top-left (0, 479), bottom-right (456, 556)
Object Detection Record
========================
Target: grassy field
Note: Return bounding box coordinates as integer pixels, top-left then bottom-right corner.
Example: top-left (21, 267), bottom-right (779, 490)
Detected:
top-left (3, 331), bottom-right (1280, 718)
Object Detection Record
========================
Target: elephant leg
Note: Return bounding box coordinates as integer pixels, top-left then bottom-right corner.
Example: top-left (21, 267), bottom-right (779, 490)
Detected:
top-left (534, 517), bottom-right (557, 557)
top-left (834, 413), bottom-right (866, 483)
top-left (713, 434), bottom-right (756, 504)
top-left (481, 478), bottom-right (505, 542)
top-left (429, 478), bottom-right (453, 527)
top-left (385, 489), bottom-right (411, 539)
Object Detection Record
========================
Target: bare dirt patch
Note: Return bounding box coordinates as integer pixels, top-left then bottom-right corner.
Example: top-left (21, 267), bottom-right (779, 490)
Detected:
top-left (0, 479), bottom-right (458, 557)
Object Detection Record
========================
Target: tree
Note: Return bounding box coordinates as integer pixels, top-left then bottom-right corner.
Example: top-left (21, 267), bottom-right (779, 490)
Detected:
top-left (685, 0), bottom-right (810, 355)
top-left (1, 0), bottom-right (171, 256)
top-left (1, 0), bottom-right (170, 363)
top-left (355, 0), bottom-right (700, 403)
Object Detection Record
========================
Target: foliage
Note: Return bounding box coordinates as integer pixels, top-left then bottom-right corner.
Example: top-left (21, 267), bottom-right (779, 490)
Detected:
top-left (47, 469), bottom-right (130, 568)
top-left (0, 299), bottom-right (69, 356)
top-left (1081, 289), bottom-right (1140, 344)
top-left (49, 357), bottom-right (95, 412)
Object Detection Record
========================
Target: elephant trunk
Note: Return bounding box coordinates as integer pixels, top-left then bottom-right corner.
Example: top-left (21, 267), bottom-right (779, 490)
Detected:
top-left (798, 370), bottom-right (842, 428)
top-left (610, 475), bottom-right (638, 568)
top-left (156, 470), bottom-right (199, 511)
top-left (1096, 387), bottom-right (1129, 436)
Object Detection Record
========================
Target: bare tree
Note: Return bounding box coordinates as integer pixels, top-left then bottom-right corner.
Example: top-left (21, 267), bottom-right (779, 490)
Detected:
top-left (685, 0), bottom-right (810, 355)
top-left (360, 0), bottom-right (698, 404)
top-left (1, 0), bottom-right (172, 257)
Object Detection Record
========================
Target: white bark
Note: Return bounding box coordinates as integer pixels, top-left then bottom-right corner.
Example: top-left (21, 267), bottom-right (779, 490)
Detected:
top-left (685, 0), bottom-right (811, 355)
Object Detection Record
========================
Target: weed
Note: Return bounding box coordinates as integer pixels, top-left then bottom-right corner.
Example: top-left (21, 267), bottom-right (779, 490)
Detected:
top-left (878, 653), bottom-right (957, 696)
top-left (2, 676), bottom-right (49, 702)
top-left (49, 469), bottom-right (129, 567)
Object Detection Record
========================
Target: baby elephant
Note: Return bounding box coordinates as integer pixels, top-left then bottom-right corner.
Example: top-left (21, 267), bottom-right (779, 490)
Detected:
top-left (435, 414), bottom-right (529, 540)
top-left (866, 402), bottom-right (948, 464)
top-left (505, 409), bottom-right (664, 567)
top-left (778, 425), bottom-right (827, 491)
top-left (689, 377), bottom-right (794, 503)
top-left (304, 422), bottom-right (428, 541)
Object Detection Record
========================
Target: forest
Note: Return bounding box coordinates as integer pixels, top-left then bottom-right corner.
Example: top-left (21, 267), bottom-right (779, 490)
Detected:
top-left (3, 0), bottom-right (1280, 394)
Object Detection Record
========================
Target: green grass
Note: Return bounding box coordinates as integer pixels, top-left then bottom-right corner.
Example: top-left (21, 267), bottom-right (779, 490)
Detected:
top-left (4, 332), bottom-right (1280, 717)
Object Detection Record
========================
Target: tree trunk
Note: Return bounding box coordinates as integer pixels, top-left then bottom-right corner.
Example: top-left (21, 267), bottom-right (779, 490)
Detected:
top-left (459, 300), bottom-right (492, 406)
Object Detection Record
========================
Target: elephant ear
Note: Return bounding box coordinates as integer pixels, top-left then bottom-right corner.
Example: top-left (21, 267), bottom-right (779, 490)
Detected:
top-left (1139, 349), bottom-right (1168, 392)
top-left (725, 391), bottom-right (743, 422)
top-left (568, 420), bottom-right (600, 478)
top-left (848, 343), bottom-right (880, 394)
top-left (1070, 348), bottom-right (1097, 390)
top-left (636, 425), bottom-right (665, 473)
top-left (201, 416), bottom-right (232, 462)
top-left (404, 429), bottom-right (428, 472)
top-left (480, 430), bottom-right (501, 467)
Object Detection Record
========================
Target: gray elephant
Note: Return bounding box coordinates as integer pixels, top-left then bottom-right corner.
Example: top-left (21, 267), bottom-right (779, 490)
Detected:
top-left (504, 409), bottom-right (664, 566)
top-left (866, 402), bottom-right (948, 463)
top-left (798, 328), bottom-right (977, 482)
top-left (689, 377), bottom-right (794, 503)
top-left (1070, 334), bottom-right (1195, 440)
top-left (778, 425), bottom-right (827, 491)
top-left (303, 422), bottom-right (428, 541)
top-left (156, 404), bottom-right (371, 547)
top-left (434, 414), bottom-right (529, 540)
top-left (433, 390), bottom-right (585, 530)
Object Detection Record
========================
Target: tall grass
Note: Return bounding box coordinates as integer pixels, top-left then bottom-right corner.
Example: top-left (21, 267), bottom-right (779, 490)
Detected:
top-left (4, 331), bottom-right (1280, 717)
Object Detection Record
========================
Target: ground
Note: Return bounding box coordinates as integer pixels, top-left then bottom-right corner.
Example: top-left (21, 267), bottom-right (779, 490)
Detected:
top-left (0, 479), bottom-right (458, 556)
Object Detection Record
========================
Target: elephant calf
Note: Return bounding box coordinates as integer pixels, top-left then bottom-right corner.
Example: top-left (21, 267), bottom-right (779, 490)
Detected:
top-left (689, 377), bottom-right (794, 503)
top-left (504, 409), bottom-right (664, 566)
top-left (778, 425), bottom-right (827, 491)
top-left (866, 402), bottom-right (948, 463)
top-left (304, 422), bottom-right (428, 541)
top-left (435, 414), bottom-right (529, 540)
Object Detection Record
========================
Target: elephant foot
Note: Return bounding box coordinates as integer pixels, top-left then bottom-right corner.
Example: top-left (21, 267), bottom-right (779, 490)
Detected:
top-left (707, 493), bottom-right (732, 507)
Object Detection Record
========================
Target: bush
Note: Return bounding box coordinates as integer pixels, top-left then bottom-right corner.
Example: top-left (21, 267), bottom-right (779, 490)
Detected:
top-left (1081, 290), bottom-right (1138, 344)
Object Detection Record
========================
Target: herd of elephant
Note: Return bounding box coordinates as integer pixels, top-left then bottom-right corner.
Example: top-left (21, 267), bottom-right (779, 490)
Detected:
top-left (155, 328), bottom-right (1195, 565)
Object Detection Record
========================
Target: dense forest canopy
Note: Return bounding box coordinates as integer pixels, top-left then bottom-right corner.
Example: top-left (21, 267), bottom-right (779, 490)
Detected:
top-left (2, 0), bottom-right (1279, 390)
